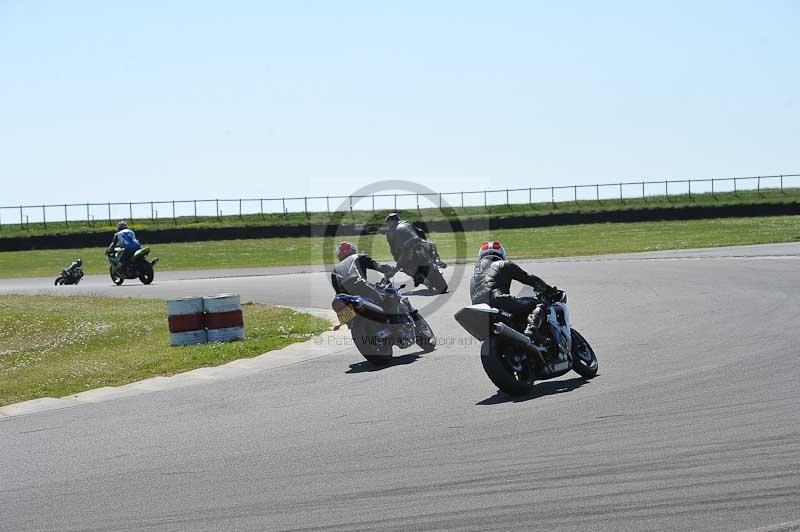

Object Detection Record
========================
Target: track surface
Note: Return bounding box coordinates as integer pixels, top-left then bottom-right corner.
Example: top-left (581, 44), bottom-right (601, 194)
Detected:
top-left (2, 244), bottom-right (800, 531)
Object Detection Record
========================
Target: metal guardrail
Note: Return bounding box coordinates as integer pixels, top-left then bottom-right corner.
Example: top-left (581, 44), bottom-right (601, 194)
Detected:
top-left (1, 174), bottom-right (798, 230)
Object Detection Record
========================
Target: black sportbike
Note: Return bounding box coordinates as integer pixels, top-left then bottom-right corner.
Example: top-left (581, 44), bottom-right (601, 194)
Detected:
top-left (398, 240), bottom-right (448, 294)
top-left (455, 289), bottom-right (598, 396)
top-left (332, 275), bottom-right (436, 365)
top-left (106, 247), bottom-right (158, 285)
top-left (54, 266), bottom-right (84, 285)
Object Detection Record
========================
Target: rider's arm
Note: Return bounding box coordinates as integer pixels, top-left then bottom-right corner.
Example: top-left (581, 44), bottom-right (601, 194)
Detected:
top-left (507, 261), bottom-right (551, 293)
top-left (359, 254), bottom-right (395, 276)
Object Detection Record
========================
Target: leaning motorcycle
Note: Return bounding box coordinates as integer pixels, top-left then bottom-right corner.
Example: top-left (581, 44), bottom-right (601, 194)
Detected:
top-left (106, 247), bottom-right (158, 285)
top-left (399, 241), bottom-right (448, 294)
top-left (332, 275), bottom-right (436, 365)
top-left (454, 289), bottom-right (598, 396)
top-left (54, 266), bottom-right (84, 285)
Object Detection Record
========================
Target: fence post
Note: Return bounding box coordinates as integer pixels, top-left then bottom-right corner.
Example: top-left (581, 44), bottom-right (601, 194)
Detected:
top-left (642, 182), bottom-right (645, 201)
top-left (129, 202), bottom-right (133, 222)
top-left (283, 198), bottom-right (287, 218)
top-left (326, 196), bottom-right (330, 213)
top-left (194, 200), bottom-right (198, 221)
top-left (734, 178), bottom-right (738, 195)
top-left (349, 196), bottom-right (352, 213)
top-left (665, 181), bottom-right (669, 201)
top-left (107, 203), bottom-right (111, 226)
top-left (781, 175), bottom-right (785, 194)
top-left (711, 178), bottom-right (716, 198)
top-left (461, 191), bottom-right (465, 209)
top-left (86, 203), bottom-right (91, 225)
top-left (393, 194), bottom-right (397, 212)
top-left (19, 206), bottom-right (23, 227)
top-left (239, 199), bottom-right (243, 220)
top-left (484, 190), bottom-right (488, 212)
top-left (529, 187), bottom-right (532, 205)
top-left (688, 180), bottom-right (692, 200)
top-left (216, 199), bottom-right (220, 220)
top-left (65, 204), bottom-right (69, 228)
top-left (757, 176), bottom-right (761, 195)
top-left (305, 197), bottom-right (309, 217)
top-left (371, 195), bottom-right (374, 213)
top-left (596, 184), bottom-right (600, 203)
top-left (42, 205), bottom-right (47, 230)
top-left (260, 198), bottom-right (264, 219)
top-left (619, 183), bottom-right (623, 202)
top-left (574, 185), bottom-right (578, 204)
top-left (505, 189), bottom-right (509, 207)
top-left (151, 202), bottom-right (154, 221)
top-left (439, 192), bottom-right (443, 209)
top-left (416, 194), bottom-right (420, 215)
top-left (551, 187), bottom-right (555, 207)
top-left (173, 200), bottom-right (177, 224)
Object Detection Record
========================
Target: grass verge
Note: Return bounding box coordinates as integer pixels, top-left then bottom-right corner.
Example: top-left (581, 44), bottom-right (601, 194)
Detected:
top-left (1, 215), bottom-right (799, 279)
top-left (0, 296), bottom-right (330, 406)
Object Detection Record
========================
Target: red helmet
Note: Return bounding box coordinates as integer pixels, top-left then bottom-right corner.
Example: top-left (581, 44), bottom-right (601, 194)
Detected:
top-left (336, 241), bottom-right (358, 261)
top-left (479, 240), bottom-right (506, 260)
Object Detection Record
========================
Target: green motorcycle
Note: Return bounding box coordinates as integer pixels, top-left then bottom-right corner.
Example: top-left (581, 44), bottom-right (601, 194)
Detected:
top-left (106, 247), bottom-right (158, 285)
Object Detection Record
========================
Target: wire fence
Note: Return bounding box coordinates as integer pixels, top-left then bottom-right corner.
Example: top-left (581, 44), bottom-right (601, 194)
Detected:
top-left (1, 173), bottom-right (798, 231)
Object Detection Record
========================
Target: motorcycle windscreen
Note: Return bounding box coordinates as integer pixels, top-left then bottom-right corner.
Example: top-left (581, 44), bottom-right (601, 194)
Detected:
top-left (454, 305), bottom-right (498, 341)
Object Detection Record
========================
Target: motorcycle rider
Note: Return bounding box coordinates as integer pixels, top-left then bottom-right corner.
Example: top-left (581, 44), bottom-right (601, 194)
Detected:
top-left (106, 221), bottom-right (141, 268)
top-left (331, 241), bottom-right (397, 307)
top-left (470, 240), bottom-right (560, 346)
top-left (384, 213), bottom-right (446, 285)
top-left (63, 258), bottom-right (83, 280)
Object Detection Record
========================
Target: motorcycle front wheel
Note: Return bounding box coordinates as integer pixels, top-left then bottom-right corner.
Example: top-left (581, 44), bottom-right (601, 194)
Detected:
top-left (480, 336), bottom-right (535, 396)
top-left (571, 329), bottom-right (598, 378)
top-left (110, 267), bottom-right (124, 286)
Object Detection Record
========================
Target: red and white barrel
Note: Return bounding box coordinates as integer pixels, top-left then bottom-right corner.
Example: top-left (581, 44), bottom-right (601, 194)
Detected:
top-left (203, 294), bottom-right (245, 343)
top-left (167, 297), bottom-right (208, 346)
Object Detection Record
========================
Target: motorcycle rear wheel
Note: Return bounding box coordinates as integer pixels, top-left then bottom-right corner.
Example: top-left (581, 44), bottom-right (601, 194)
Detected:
top-left (351, 318), bottom-right (392, 365)
top-left (138, 263), bottom-right (154, 285)
top-left (571, 329), bottom-right (598, 378)
top-left (424, 267), bottom-right (448, 294)
top-left (480, 337), bottom-right (535, 396)
top-left (110, 267), bottom-right (124, 285)
top-left (54, 276), bottom-right (66, 286)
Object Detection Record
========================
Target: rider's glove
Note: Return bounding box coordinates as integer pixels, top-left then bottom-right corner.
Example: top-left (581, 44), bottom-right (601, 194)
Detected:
top-left (379, 264), bottom-right (396, 277)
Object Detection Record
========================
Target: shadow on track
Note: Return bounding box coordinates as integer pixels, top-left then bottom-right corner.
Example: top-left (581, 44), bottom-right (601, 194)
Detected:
top-left (476, 376), bottom-right (592, 405)
top-left (345, 352), bottom-right (424, 373)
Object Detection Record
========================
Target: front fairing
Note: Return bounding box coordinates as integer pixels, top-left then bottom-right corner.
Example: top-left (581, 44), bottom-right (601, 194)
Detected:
top-left (547, 302), bottom-right (573, 355)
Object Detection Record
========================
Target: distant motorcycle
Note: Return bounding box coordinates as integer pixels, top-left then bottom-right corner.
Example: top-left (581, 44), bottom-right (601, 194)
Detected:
top-left (54, 265), bottom-right (84, 285)
top-left (454, 289), bottom-right (598, 396)
top-left (399, 241), bottom-right (448, 294)
top-left (106, 247), bottom-right (158, 285)
top-left (332, 275), bottom-right (436, 365)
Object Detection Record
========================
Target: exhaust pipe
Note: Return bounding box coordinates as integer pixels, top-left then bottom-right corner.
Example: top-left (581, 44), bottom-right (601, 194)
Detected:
top-left (492, 322), bottom-right (546, 368)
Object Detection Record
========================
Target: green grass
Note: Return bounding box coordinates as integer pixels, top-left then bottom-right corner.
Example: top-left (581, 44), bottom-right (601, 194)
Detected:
top-left (1, 215), bottom-right (799, 279)
top-left (2, 187), bottom-right (799, 239)
top-left (0, 296), bottom-right (330, 406)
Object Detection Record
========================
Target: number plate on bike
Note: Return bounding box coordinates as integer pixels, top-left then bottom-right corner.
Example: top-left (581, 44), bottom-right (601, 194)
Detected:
top-left (336, 305), bottom-right (356, 324)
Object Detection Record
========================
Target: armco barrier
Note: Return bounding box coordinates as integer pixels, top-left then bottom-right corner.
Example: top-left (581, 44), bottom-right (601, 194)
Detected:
top-left (3, 201), bottom-right (800, 252)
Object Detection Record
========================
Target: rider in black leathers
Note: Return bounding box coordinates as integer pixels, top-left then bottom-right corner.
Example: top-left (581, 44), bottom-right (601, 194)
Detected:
top-left (384, 213), bottom-right (445, 286)
top-left (331, 241), bottom-right (396, 307)
top-left (470, 241), bottom-right (559, 343)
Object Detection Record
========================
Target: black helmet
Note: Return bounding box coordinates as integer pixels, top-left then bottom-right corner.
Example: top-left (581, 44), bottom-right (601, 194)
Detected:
top-left (117, 220), bottom-right (128, 231)
top-left (385, 213), bottom-right (400, 224)
top-left (76, 259), bottom-right (82, 267)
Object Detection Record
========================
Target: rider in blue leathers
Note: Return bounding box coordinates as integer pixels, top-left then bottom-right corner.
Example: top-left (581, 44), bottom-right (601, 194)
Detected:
top-left (106, 221), bottom-right (141, 267)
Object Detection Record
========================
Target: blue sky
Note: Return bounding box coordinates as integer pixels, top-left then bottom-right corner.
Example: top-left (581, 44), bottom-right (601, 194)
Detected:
top-left (1, 1), bottom-right (798, 206)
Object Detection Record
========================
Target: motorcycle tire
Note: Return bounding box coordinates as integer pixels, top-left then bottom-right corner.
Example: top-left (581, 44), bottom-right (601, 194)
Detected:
top-left (351, 318), bottom-right (392, 365)
top-left (54, 276), bottom-right (66, 286)
top-left (414, 316), bottom-right (436, 353)
top-left (110, 267), bottom-right (124, 286)
top-left (138, 263), bottom-right (154, 285)
top-left (570, 328), bottom-right (598, 378)
top-left (480, 336), bottom-right (535, 396)
top-left (424, 267), bottom-right (448, 294)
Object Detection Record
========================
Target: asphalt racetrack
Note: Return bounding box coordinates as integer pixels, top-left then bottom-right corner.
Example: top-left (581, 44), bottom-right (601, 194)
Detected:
top-left (2, 243), bottom-right (800, 531)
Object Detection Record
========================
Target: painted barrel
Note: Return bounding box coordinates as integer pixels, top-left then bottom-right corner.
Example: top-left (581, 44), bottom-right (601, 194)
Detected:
top-left (203, 293), bottom-right (245, 343)
top-left (167, 297), bottom-right (208, 346)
